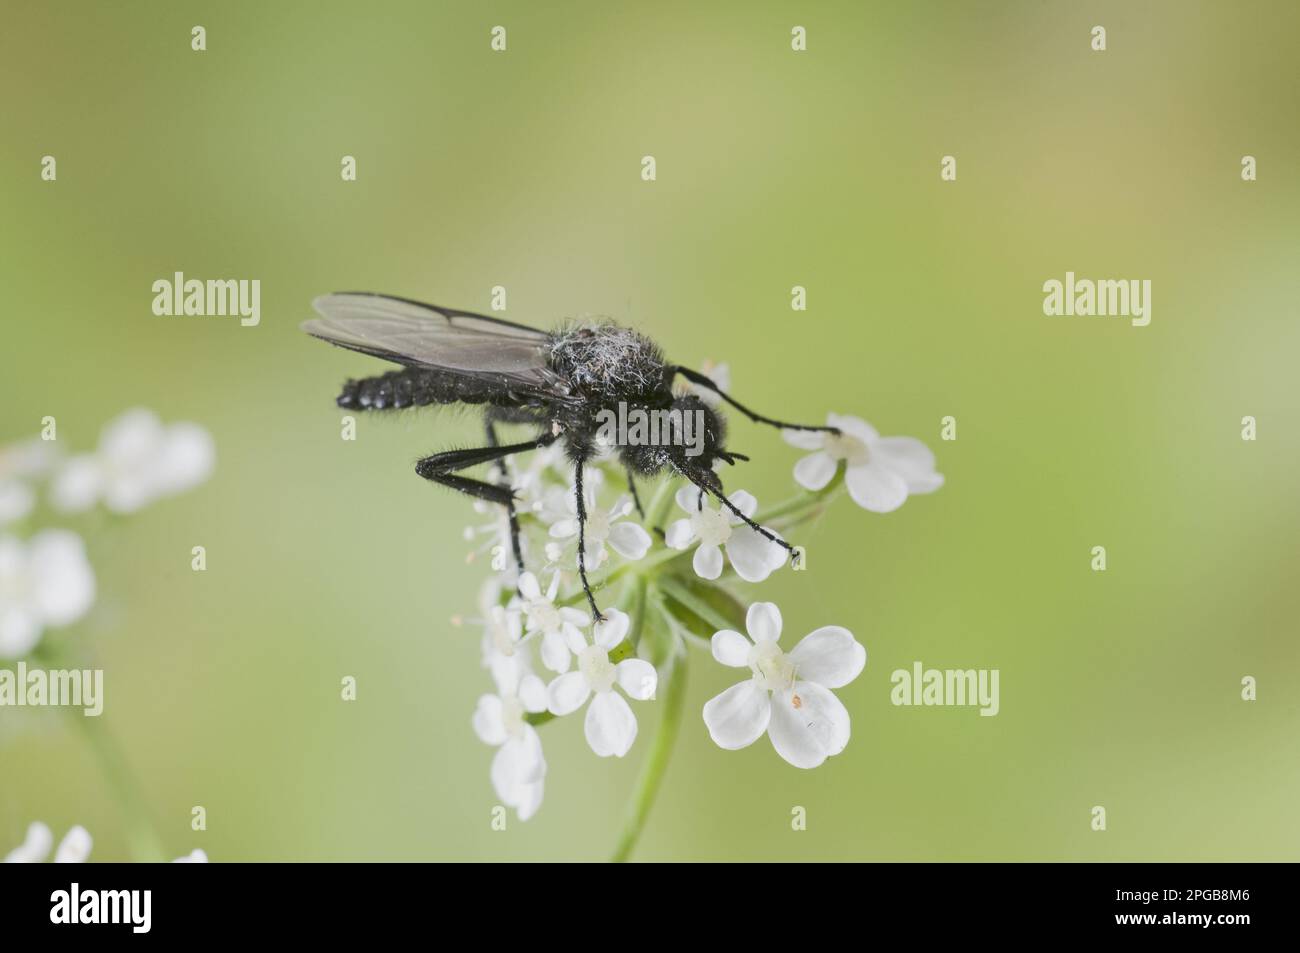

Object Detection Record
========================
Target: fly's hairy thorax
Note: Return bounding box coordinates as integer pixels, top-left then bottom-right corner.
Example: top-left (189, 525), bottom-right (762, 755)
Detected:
top-left (548, 322), bottom-right (669, 404)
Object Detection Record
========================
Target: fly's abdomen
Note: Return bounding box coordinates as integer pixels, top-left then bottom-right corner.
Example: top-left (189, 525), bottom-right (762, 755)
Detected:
top-left (336, 368), bottom-right (503, 410)
top-left (336, 369), bottom-right (441, 410)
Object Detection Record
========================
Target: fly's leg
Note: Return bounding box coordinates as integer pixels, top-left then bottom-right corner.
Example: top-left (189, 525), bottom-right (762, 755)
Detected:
top-left (685, 470), bottom-right (796, 560)
top-left (573, 457), bottom-right (604, 622)
top-left (416, 431), bottom-right (556, 575)
top-left (625, 465), bottom-right (664, 540)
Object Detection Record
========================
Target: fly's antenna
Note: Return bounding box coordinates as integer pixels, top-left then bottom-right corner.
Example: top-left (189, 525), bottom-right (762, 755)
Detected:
top-left (673, 366), bottom-right (841, 435)
top-left (684, 470), bottom-right (795, 558)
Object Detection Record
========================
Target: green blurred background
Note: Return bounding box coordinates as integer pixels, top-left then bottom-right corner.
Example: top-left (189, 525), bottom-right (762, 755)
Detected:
top-left (2, 0), bottom-right (1297, 861)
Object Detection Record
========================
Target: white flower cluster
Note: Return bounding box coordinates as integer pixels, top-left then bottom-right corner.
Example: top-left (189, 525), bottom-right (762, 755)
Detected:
top-left (2, 822), bottom-right (207, 863)
top-left (1, 410), bottom-right (213, 864)
top-left (0, 408), bottom-right (214, 659)
top-left (465, 396), bottom-right (943, 821)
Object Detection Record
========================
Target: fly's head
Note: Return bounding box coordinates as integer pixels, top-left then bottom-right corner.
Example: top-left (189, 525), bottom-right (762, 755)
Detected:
top-left (667, 395), bottom-right (748, 491)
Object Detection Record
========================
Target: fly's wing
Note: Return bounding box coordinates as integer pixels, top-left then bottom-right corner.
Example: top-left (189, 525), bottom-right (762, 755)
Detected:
top-left (302, 292), bottom-right (575, 403)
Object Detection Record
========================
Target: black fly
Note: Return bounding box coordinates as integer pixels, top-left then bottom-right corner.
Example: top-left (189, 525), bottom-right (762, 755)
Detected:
top-left (302, 292), bottom-right (838, 619)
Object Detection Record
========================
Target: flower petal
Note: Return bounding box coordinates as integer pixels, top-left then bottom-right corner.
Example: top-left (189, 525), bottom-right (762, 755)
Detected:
top-left (3, 821), bottom-right (53, 863)
top-left (518, 572), bottom-right (542, 601)
top-left (548, 519), bottom-right (579, 539)
top-left (664, 518), bottom-right (695, 550)
top-left (873, 437), bottom-right (944, 493)
top-left (692, 543), bottom-right (724, 580)
top-left (101, 408), bottom-right (162, 463)
top-left (702, 680), bottom-right (772, 750)
top-left (518, 674), bottom-right (549, 713)
top-left (616, 658), bottom-right (657, 700)
top-left (540, 630), bottom-right (572, 673)
top-left (559, 606), bottom-right (590, 630)
top-left (155, 423), bottom-right (215, 496)
top-left (727, 490), bottom-right (758, 519)
top-left (745, 601), bottom-right (783, 645)
top-left (711, 629), bottom-right (751, 667)
top-left (827, 413), bottom-right (878, 444)
top-left (768, 682), bottom-right (851, 769)
top-left (53, 826), bottom-right (93, 863)
top-left (49, 456), bottom-right (103, 513)
top-left (593, 608), bottom-right (630, 649)
top-left (585, 691), bottom-right (638, 757)
top-left (547, 671), bottom-right (591, 715)
top-left (607, 521), bottom-right (652, 560)
top-left (472, 694), bottom-right (508, 745)
top-left (793, 451), bottom-right (837, 491)
top-left (845, 462), bottom-right (909, 513)
top-left (0, 608), bottom-right (41, 660)
top-left (789, 626), bottom-right (867, 689)
top-left (514, 779), bottom-right (544, 821)
top-left (782, 427), bottom-right (826, 450)
top-left (28, 530), bottom-right (95, 627)
top-left (561, 622), bottom-right (588, 656)
top-left (726, 527), bottom-right (784, 583)
top-left (491, 730), bottom-right (546, 805)
top-left (675, 485), bottom-right (702, 514)
top-left (0, 480), bottom-right (34, 525)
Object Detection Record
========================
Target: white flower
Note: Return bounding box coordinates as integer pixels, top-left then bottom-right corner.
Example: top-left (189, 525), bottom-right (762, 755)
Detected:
top-left (664, 486), bottom-right (785, 582)
top-left (531, 467), bottom-right (607, 527)
top-left (476, 589), bottom-right (537, 702)
top-left (3, 822), bottom-right (206, 862)
top-left (702, 602), bottom-right (866, 769)
top-left (508, 442), bottom-right (569, 509)
top-left (473, 663), bottom-right (549, 821)
top-left (0, 480), bottom-right (34, 526)
top-left (0, 439), bottom-right (57, 526)
top-left (517, 571), bottom-right (589, 674)
top-left (50, 408), bottom-right (214, 515)
top-left (479, 604), bottom-right (524, 666)
top-left (548, 486), bottom-right (651, 569)
top-left (462, 499), bottom-right (517, 579)
top-left (546, 609), bottom-right (657, 758)
top-left (0, 530), bottom-right (96, 659)
top-left (464, 578), bottom-right (520, 660)
top-left (784, 414), bottom-right (942, 513)
top-left (3, 822), bottom-right (92, 863)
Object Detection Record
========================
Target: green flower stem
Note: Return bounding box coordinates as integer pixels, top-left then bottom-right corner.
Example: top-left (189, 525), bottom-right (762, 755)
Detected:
top-left (618, 572), bottom-right (649, 651)
top-left (644, 473), bottom-right (679, 528)
top-left (647, 586), bottom-right (711, 650)
top-left (72, 708), bottom-right (168, 863)
top-left (610, 627), bottom-right (687, 863)
top-left (555, 538), bottom-right (683, 610)
top-left (33, 643), bottom-right (166, 863)
top-left (654, 573), bottom-right (736, 634)
top-left (753, 466), bottom-right (845, 528)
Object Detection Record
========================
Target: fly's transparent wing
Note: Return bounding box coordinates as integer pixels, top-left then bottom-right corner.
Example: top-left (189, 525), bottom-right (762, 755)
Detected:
top-left (302, 292), bottom-right (574, 402)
